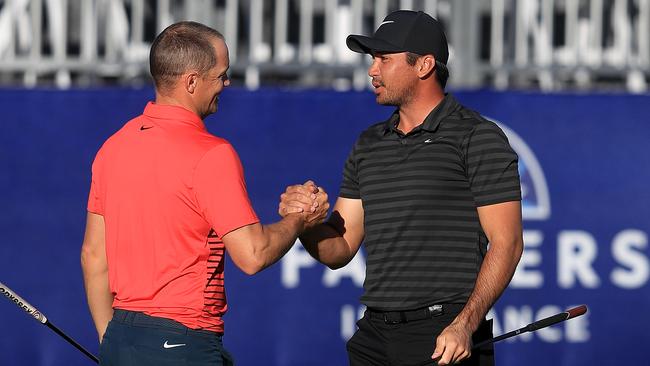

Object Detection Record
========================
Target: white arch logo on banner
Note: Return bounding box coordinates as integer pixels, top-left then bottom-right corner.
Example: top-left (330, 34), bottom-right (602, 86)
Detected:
top-left (488, 118), bottom-right (551, 221)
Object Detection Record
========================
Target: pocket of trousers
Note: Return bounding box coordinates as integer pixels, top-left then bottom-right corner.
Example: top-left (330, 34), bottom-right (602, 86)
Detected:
top-left (98, 321), bottom-right (114, 365)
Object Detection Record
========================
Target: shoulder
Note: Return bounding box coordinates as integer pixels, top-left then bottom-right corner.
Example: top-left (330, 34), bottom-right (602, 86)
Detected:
top-left (197, 133), bottom-right (232, 150)
top-left (442, 104), bottom-right (508, 142)
top-left (92, 115), bottom-right (140, 163)
top-left (444, 103), bottom-right (485, 128)
top-left (176, 127), bottom-right (235, 161)
top-left (97, 113), bottom-right (147, 148)
top-left (196, 138), bottom-right (240, 167)
top-left (192, 139), bottom-right (245, 185)
top-left (356, 120), bottom-right (388, 146)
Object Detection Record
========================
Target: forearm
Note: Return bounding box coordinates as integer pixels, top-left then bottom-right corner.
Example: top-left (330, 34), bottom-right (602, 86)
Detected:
top-left (278, 186), bottom-right (360, 268)
top-left (255, 214), bottom-right (306, 271)
top-left (454, 239), bottom-right (523, 332)
top-left (299, 224), bottom-right (356, 269)
top-left (81, 212), bottom-right (112, 342)
top-left (81, 259), bottom-right (114, 342)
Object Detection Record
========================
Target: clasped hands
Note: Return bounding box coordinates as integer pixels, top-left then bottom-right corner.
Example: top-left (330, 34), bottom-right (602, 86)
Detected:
top-left (278, 180), bottom-right (330, 230)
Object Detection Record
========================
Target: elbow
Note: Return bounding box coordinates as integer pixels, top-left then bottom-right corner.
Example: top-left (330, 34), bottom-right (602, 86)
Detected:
top-left (240, 265), bottom-right (264, 276)
top-left (324, 256), bottom-right (354, 270)
top-left (314, 249), bottom-right (356, 270)
top-left (510, 236), bottom-right (524, 266)
top-left (237, 257), bottom-right (266, 276)
top-left (80, 243), bottom-right (107, 274)
top-left (225, 238), bottom-right (270, 275)
top-left (515, 236), bottom-right (524, 258)
top-left (80, 244), bottom-right (93, 271)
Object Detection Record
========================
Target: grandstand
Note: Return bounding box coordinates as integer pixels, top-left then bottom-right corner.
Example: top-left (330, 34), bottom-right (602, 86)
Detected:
top-left (0, 0), bottom-right (648, 91)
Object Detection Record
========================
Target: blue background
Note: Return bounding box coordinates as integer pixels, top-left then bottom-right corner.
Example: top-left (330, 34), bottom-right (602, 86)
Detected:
top-left (1, 88), bottom-right (648, 365)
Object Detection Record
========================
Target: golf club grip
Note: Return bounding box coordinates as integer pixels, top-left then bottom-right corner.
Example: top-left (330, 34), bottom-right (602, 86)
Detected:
top-left (1, 281), bottom-right (100, 363)
top-left (566, 305), bottom-right (588, 319)
top-left (528, 305), bottom-right (588, 331)
top-left (0, 281), bottom-right (48, 324)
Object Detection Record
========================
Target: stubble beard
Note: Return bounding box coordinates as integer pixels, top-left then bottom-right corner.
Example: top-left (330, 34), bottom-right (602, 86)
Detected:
top-left (376, 82), bottom-right (416, 107)
top-left (202, 97), bottom-right (219, 119)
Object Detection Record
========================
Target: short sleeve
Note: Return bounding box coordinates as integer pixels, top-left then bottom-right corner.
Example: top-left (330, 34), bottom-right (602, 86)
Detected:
top-left (193, 144), bottom-right (259, 237)
top-left (87, 152), bottom-right (105, 215)
top-left (339, 142), bottom-right (360, 199)
top-left (464, 121), bottom-right (522, 207)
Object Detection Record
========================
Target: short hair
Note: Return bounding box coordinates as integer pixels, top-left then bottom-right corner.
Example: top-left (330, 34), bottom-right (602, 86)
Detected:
top-left (149, 21), bottom-right (224, 92)
top-left (406, 52), bottom-right (449, 89)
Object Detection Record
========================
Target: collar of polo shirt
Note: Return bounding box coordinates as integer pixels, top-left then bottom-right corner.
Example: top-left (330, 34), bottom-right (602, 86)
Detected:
top-left (382, 94), bottom-right (459, 135)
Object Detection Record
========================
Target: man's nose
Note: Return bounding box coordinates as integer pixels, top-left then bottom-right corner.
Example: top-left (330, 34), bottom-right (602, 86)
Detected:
top-left (368, 59), bottom-right (379, 77)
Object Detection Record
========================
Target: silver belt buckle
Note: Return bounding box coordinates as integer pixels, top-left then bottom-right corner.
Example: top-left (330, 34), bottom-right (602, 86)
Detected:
top-left (428, 305), bottom-right (443, 316)
top-left (382, 313), bottom-right (402, 324)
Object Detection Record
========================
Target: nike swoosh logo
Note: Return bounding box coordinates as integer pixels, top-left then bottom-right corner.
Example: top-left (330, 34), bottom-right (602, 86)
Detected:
top-left (379, 20), bottom-right (394, 27)
top-left (163, 341), bottom-right (187, 349)
top-left (140, 125), bottom-right (154, 130)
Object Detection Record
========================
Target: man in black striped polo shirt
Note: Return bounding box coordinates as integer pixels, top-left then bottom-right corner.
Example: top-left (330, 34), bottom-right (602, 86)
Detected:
top-left (280, 10), bottom-right (523, 366)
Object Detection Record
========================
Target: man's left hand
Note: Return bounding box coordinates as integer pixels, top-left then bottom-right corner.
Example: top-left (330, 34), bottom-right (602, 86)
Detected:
top-left (431, 321), bottom-right (473, 365)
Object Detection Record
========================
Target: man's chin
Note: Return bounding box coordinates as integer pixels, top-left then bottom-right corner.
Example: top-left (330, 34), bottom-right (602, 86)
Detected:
top-left (208, 103), bottom-right (219, 115)
top-left (199, 106), bottom-right (218, 120)
top-left (376, 96), bottom-right (397, 106)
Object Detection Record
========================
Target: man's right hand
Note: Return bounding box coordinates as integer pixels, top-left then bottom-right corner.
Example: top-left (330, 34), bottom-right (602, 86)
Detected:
top-left (279, 180), bottom-right (329, 229)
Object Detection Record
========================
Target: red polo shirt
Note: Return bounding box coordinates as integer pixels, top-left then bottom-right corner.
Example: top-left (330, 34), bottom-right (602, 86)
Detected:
top-left (88, 102), bottom-right (259, 333)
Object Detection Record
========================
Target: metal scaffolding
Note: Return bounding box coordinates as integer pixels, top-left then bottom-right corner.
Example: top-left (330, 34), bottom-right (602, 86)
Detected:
top-left (0, 0), bottom-right (648, 92)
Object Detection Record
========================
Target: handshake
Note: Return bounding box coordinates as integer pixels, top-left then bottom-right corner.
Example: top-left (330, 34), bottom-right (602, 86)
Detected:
top-left (278, 180), bottom-right (330, 231)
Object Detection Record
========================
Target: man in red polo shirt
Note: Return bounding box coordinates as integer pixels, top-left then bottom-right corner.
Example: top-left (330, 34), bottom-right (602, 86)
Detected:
top-left (81, 21), bottom-right (328, 366)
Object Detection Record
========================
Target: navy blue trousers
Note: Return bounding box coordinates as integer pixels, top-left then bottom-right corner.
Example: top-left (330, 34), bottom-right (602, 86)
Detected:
top-left (99, 309), bottom-right (233, 366)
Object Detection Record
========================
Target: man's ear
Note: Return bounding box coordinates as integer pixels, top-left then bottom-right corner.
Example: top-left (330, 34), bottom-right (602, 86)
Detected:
top-left (417, 55), bottom-right (436, 79)
top-left (184, 72), bottom-right (199, 94)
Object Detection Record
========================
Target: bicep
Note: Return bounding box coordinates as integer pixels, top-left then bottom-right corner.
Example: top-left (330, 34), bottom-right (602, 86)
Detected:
top-left (328, 197), bottom-right (365, 253)
top-left (476, 201), bottom-right (522, 246)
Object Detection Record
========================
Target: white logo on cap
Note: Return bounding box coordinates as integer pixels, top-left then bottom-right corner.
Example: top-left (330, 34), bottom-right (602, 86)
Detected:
top-left (379, 20), bottom-right (395, 27)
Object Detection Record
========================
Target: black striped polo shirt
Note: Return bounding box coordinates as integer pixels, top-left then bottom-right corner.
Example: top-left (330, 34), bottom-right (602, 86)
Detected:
top-left (340, 94), bottom-right (521, 311)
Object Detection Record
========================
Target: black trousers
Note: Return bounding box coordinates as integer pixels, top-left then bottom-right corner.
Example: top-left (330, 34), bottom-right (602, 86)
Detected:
top-left (347, 305), bottom-right (494, 366)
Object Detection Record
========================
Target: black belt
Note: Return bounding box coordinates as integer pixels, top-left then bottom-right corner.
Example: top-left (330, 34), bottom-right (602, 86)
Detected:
top-left (367, 304), bottom-right (463, 324)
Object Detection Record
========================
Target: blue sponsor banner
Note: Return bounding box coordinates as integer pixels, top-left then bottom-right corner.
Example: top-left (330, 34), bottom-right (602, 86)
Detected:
top-left (0, 88), bottom-right (648, 366)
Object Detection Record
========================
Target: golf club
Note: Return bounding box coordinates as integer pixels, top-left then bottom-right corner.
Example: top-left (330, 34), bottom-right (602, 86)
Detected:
top-left (0, 281), bottom-right (99, 364)
top-left (473, 304), bottom-right (588, 349)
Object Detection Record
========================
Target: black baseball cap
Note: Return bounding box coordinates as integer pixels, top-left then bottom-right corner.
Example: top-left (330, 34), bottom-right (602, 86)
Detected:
top-left (346, 10), bottom-right (449, 64)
